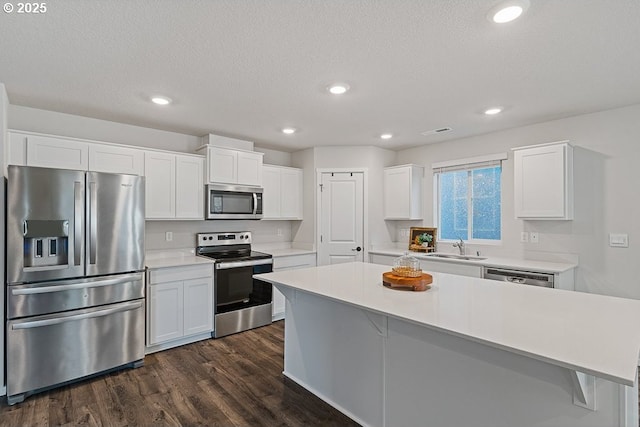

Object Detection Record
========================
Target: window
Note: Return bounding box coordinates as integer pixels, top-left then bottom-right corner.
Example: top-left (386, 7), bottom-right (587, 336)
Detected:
top-left (433, 154), bottom-right (506, 243)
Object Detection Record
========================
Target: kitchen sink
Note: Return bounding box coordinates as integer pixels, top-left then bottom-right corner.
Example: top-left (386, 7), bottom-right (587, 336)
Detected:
top-left (425, 253), bottom-right (487, 261)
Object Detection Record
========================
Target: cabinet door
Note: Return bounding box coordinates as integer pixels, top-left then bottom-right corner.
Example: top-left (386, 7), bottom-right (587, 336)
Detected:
top-left (281, 168), bottom-right (303, 219)
top-left (26, 135), bottom-right (88, 170)
top-left (369, 254), bottom-right (396, 266)
top-left (208, 147), bottom-right (237, 184)
top-left (236, 151), bottom-right (263, 186)
top-left (149, 282), bottom-right (184, 345)
top-left (88, 143), bottom-right (144, 175)
top-left (183, 277), bottom-right (213, 336)
top-left (273, 287), bottom-right (286, 317)
top-left (175, 155), bottom-right (204, 219)
top-left (262, 165), bottom-right (281, 219)
top-left (144, 152), bottom-right (176, 219)
top-left (384, 167), bottom-right (410, 219)
top-left (514, 144), bottom-right (571, 219)
top-left (419, 260), bottom-right (482, 278)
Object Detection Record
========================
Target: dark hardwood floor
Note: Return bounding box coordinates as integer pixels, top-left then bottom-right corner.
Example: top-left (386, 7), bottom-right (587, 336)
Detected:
top-left (0, 321), bottom-right (359, 427)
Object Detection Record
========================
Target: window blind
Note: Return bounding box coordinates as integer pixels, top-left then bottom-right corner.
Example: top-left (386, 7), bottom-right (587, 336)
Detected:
top-left (432, 152), bottom-right (507, 174)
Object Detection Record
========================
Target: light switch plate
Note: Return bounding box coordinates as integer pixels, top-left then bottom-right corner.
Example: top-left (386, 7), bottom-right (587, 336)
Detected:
top-left (165, 231), bottom-right (173, 242)
top-left (520, 232), bottom-right (529, 243)
top-left (530, 232), bottom-right (539, 244)
top-left (609, 233), bottom-right (628, 248)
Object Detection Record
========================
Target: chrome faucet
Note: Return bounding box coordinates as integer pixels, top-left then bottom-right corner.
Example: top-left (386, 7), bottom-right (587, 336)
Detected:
top-left (453, 238), bottom-right (465, 255)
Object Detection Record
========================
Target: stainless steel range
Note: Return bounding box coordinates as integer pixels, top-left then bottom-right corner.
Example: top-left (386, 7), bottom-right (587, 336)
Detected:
top-left (196, 232), bottom-right (273, 338)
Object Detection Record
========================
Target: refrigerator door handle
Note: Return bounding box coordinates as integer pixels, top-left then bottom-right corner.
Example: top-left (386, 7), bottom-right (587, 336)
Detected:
top-left (11, 273), bottom-right (142, 295)
top-left (88, 181), bottom-right (97, 265)
top-left (74, 181), bottom-right (83, 266)
top-left (10, 301), bottom-right (143, 330)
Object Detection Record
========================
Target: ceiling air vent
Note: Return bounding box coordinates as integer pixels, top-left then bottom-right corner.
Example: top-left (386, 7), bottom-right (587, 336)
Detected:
top-left (421, 127), bottom-right (452, 136)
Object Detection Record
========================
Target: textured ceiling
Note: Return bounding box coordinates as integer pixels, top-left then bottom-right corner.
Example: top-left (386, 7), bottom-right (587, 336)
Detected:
top-left (1, 0), bottom-right (639, 152)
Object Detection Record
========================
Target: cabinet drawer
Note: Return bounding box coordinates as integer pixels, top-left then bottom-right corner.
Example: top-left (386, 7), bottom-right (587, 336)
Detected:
top-left (419, 260), bottom-right (482, 278)
top-left (148, 264), bottom-right (213, 285)
top-left (273, 253), bottom-right (316, 270)
top-left (369, 254), bottom-right (396, 266)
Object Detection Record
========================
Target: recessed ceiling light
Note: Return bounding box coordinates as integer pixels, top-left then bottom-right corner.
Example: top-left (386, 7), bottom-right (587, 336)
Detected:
top-left (484, 107), bottom-right (503, 115)
top-left (489, 0), bottom-right (530, 24)
top-left (328, 84), bottom-right (350, 95)
top-left (282, 127), bottom-right (296, 134)
top-left (380, 133), bottom-right (393, 140)
top-left (151, 96), bottom-right (172, 105)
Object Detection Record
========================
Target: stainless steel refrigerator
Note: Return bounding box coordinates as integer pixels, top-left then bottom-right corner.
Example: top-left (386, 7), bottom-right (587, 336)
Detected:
top-left (5, 165), bottom-right (146, 405)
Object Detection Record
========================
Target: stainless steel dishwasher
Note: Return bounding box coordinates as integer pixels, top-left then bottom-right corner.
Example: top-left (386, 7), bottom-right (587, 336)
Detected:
top-left (482, 267), bottom-right (555, 288)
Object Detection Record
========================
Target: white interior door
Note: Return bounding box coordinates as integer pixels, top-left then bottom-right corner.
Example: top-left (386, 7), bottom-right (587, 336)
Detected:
top-left (318, 172), bottom-right (364, 265)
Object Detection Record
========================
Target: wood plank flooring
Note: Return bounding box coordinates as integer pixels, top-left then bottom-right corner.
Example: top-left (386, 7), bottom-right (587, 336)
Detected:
top-left (0, 321), bottom-right (360, 427)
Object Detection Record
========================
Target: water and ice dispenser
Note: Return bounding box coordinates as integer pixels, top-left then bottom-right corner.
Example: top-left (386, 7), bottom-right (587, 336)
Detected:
top-left (23, 220), bottom-right (69, 268)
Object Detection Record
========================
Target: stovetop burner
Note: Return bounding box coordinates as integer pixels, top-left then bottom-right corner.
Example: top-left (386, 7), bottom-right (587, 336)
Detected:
top-left (196, 232), bottom-right (272, 263)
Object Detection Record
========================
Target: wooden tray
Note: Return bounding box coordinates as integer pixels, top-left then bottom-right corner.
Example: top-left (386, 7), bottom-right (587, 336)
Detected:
top-left (382, 272), bottom-right (433, 292)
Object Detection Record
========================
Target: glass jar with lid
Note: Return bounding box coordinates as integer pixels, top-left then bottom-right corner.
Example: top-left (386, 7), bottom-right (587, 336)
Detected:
top-left (392, 252), bottom-right (422, 277)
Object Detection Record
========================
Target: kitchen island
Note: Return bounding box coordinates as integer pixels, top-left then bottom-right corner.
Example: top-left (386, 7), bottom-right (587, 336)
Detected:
top-left (256, 262), bottom-right (640, 427)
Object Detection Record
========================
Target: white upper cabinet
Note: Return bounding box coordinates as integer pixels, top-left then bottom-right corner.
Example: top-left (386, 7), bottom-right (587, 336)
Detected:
top-left (175, 155), bottom-right (204, 219)
top-left (513, 141), bottom-right (573, 220)
top-left (262, 164), bottom-right (303, 220)
top-left (88, 144), bottom-right (144, 175)
top-left (199, 145), bottom-right (264, 186)
top-left (26, 134), bottom-right (89, 171)
top-left (383, 164), bottom-right (423, 220)
top-left (145, 151), bottom-right (204, 220)
top-left (9, 131), bottom-right (143, 175)
top-left (208, 146), bottom-right (237, 184)
top-left (145, 151), bottom-right (176, 219)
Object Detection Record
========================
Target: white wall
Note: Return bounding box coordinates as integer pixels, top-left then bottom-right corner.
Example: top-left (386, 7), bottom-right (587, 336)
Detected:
top-left (146, 220), bottom-right (292, 251)
top-left (9, 105), bottom-right (202, 153)
top-left (291, 147), bottom-right (316, 248)
top-left (396, 104), bottom-right (640, 299)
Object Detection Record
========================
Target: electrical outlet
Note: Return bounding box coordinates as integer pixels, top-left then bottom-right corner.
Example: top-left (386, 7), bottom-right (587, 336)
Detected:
top-left (530, 232), bottom-right (539, 244)
top-left (165, 231), bottom-right (173, 242)
top-left (277, 228), bottom-right (283, 237)
top-left (520, 232), bottom-right (529, 243)
top-left (609, 233), bottom-right (629, 247)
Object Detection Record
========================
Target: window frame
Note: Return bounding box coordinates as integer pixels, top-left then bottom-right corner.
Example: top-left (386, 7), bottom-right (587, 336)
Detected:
top-left (432, 153), bottom-right (507, 245)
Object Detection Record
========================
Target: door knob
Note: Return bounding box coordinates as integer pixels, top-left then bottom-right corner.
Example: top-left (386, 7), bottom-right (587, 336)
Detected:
top-left (352, 246), bottom-right (362, 252)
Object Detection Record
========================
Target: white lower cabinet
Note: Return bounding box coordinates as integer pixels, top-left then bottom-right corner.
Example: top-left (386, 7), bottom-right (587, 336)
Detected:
top-left (370, 253), bottom-right (482, 278)
top-left (419, 259), bottom-right (483, 278)
top-left (146, 264), bottom-right (214, 352)
top-left (272, 253), bottom-right (316, 320)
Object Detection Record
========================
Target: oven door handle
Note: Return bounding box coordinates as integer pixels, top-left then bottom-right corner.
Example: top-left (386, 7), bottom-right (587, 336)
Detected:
top-left (216, 259), bottom-right (273, 270)
top-left (11, 301), bottom-right (143, 330)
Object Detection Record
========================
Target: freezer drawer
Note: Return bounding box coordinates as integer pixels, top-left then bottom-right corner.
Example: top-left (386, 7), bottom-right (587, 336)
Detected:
top-left (6, 300), bottom-right (144, 401)
top-left (7, 272), bottom-right (145, 319)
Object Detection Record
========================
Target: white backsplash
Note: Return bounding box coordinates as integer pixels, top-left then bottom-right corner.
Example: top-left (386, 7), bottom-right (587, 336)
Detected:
top-left (145, 220), bottom-right (293, 251)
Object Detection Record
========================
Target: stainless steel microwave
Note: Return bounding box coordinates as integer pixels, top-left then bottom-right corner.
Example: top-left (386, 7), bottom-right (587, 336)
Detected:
top-left (206, 184), bottom-right (263, 220)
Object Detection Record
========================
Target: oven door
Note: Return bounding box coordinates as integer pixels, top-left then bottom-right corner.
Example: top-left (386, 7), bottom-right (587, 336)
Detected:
top-left (215, 259), bottom-right (272, 314)
top-left (206, 184), bottom-right (263, 220)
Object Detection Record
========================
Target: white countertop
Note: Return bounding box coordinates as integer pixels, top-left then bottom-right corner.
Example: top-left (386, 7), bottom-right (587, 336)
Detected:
top-left (256, 262), bottom-right (640, 386)
top-left (369, 248), bottom-right (576, 273)
top-left (260, 248), bottom-right (316, 258)
top-left (145, 249), bottom-right (214, 269)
